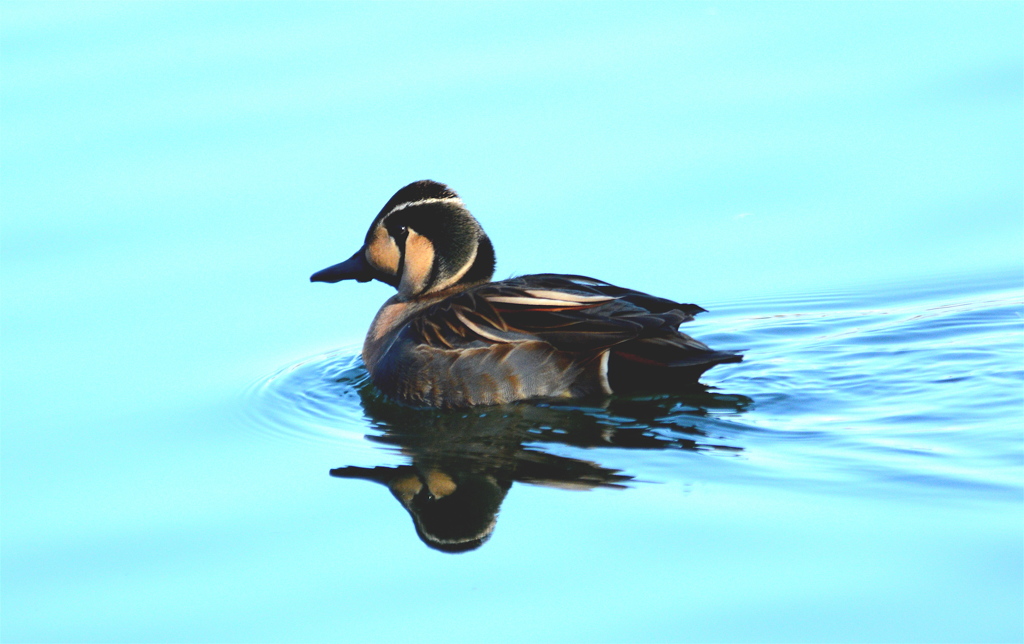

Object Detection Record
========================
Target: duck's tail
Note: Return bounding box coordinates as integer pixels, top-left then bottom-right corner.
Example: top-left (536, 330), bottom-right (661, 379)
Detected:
top-left (606, 335), bottom-right (743, 393)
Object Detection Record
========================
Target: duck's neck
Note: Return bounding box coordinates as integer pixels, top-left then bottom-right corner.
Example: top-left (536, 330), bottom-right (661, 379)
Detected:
top-left (457, 236), bottom-right (495, 287)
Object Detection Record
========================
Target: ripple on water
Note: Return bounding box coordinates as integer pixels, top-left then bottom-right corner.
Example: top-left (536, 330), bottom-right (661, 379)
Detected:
top-left (245, 346), bottom-right (376, 448)
top-left (695, 273), bottom-right (1022, 496)
top-left (249, 270), bottom-right (1023, 499)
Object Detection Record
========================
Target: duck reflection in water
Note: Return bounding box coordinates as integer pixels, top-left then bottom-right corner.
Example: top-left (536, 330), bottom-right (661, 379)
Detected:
top-left (331, 381), bottom-right (751, 553)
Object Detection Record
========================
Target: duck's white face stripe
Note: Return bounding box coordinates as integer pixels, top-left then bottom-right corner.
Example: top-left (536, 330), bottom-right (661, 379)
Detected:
top-left (383, 197), bottom-right (464, 219)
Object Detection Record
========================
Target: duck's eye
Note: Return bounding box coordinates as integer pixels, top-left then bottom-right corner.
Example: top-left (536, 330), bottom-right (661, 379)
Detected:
top-left (390, 224), bottom-right (408, 239)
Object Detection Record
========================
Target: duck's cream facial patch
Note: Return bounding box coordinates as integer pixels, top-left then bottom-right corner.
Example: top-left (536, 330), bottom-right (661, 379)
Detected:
top-left (366, 225), bottom-right (400, 276)
top-left (389, 475), bottom-right (423, 504)
top-left (424, 470), bottom-right (457, 499)
top-left (399, 230), bottom-right (435, 298)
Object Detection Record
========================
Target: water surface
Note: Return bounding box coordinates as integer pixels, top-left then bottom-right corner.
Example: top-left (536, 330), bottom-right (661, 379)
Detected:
top-left (2, 3), bottom-right (1022, 642)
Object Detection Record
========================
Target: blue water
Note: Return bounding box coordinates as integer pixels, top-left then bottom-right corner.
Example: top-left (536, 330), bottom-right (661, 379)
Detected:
top-left (2, 3), bottom-right (1022, 643)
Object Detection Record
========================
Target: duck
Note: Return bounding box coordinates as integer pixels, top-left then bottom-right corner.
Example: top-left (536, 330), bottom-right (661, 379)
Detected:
top-left (311, 180), bottom-right (742, 408)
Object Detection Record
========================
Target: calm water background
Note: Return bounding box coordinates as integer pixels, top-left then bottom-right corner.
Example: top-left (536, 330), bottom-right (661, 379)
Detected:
top-left (2, 3), bottom-right (1022, 642)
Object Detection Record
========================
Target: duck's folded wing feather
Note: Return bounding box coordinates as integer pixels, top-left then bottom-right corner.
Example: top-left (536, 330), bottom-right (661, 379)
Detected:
top-left (407, 274), bottom-right (715, 357)
top-left (507, 274), bottom-right (707, 317)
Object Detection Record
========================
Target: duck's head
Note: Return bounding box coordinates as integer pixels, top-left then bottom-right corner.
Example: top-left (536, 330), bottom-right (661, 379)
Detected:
top-left (311, 180), bottom-right (496, 300)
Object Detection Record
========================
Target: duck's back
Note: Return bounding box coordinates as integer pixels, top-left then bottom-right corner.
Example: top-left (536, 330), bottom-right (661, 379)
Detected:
top-left (367, 274), bottom-right (741, 408)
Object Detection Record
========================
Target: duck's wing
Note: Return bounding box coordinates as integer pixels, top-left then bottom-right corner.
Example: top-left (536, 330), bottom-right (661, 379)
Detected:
top-left (408, 274), bottom-right (733, 366)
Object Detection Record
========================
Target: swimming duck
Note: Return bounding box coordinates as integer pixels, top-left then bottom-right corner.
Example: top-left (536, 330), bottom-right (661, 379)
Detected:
top-left (311, 180), bottom-right (741, 408)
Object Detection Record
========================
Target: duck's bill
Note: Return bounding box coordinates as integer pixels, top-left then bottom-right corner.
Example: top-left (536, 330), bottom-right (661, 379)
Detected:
top-left (310, 249), bottom-right (375, 283)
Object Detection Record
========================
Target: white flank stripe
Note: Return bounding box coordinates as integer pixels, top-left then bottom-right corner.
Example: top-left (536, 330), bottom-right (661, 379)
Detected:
top-left (598, 349), bottom-right (612, 394)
